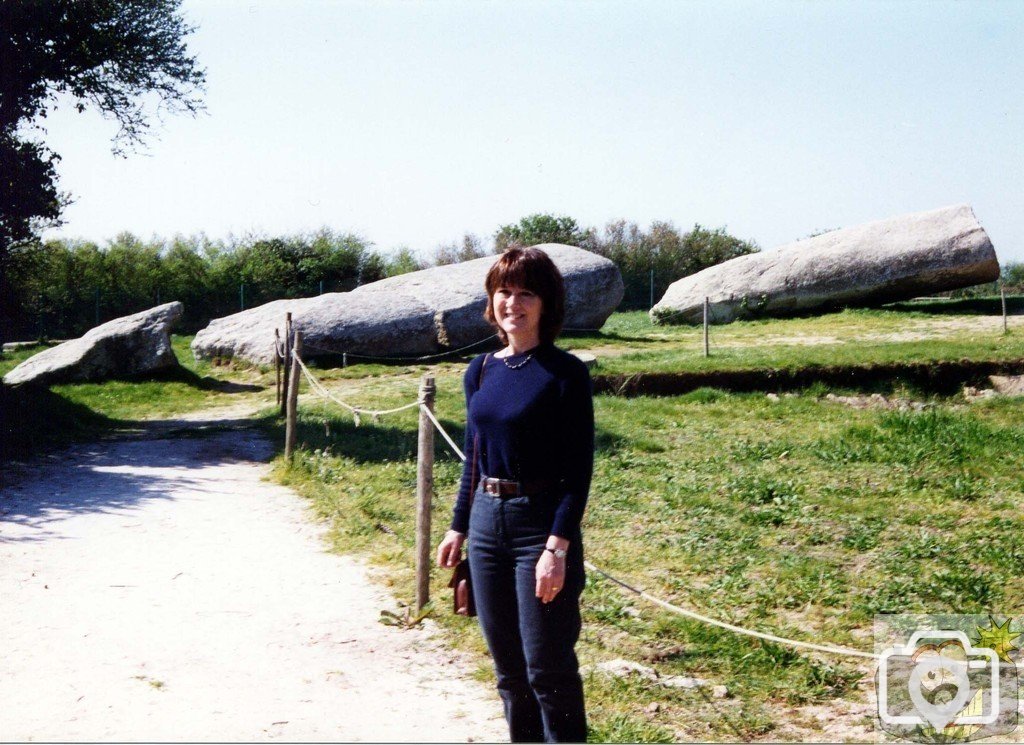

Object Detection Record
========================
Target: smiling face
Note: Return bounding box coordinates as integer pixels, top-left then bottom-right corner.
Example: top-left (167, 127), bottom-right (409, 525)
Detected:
top-left (492, 285), bottom-right (543, 339)
top-left (483, 247), bottom-right (566, 345)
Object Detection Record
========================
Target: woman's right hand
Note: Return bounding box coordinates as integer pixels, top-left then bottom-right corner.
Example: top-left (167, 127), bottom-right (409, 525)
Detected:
top-left (436, 529), bottom-right (466, 568)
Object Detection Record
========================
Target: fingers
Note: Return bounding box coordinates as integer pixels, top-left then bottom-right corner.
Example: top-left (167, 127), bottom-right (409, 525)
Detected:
top-left (435, 532), bottom-right (465, 568)
top-left (535, 554), bottom-right (566, 604)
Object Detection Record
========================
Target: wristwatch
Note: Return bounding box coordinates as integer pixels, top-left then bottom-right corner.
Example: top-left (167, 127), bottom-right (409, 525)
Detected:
top-left (545, 547), bottom-right (568, 559)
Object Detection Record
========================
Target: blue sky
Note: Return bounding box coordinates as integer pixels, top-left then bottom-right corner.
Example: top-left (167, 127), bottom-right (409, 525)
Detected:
top-left (42, 0), bottom-right (1024, 263)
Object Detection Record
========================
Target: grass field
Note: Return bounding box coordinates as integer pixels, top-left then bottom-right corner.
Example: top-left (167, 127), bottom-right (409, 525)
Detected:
top-left (2, 302), bottom-right (1022, 741)
top-left (259, 303), bottom-right (1023, 742)
top-left (0, 337), bottom-right (270, 460)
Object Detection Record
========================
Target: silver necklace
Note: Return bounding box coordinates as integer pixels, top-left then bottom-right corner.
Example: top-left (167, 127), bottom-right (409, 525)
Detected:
top-left (502, 352), bottom-right (533, 370)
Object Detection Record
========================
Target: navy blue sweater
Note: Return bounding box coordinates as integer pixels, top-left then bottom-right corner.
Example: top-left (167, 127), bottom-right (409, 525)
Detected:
top-left (450, 342), bottom-right (595, 540)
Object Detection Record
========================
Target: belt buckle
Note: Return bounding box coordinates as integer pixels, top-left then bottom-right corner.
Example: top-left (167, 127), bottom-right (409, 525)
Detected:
top-left (483, 478), bottom-right (498, 496)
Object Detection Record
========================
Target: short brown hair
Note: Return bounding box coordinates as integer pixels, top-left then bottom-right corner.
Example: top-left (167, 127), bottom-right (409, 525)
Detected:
top-left (484, 247), bottom-right (566, 345)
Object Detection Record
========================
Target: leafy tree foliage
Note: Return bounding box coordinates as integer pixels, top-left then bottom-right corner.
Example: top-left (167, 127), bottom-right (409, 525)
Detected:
top-left (1, 230), bottom-right (419, 341)
top-left (495, 214), bottom-right (586, 251)
top-left (584, 220), bottom-right (760, 309)
top-left (432, 233), bottom-right (490, 266)
top-left (1002, 262), bottom-right (1024, 292)
top-left (0, 0), bottom-right (206, 340)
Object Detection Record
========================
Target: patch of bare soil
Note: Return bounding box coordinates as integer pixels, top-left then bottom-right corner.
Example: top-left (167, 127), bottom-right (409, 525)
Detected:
top-left (823, 393), bottom-right (929, 411)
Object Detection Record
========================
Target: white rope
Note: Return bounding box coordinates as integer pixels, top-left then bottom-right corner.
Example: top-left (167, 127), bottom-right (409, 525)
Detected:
top-left (425, 410), bottom-right (877, 661)
top-left (295, 354), bottom-right (423, 419)
top-left (291, 349), bottom-right (878, 662)
top-left (302, 333), bottom-right (499, 362)
top-left (420, 404), bottom-right (465, 460)
top-left (583, 561), bottom-right (879, 660)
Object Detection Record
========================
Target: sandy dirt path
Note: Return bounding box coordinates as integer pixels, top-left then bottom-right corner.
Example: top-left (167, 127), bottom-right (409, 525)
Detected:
top-left (0, 429), bottom-right (506, 742)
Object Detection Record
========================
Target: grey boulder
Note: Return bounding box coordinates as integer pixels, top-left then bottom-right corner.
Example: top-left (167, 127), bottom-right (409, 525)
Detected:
top-left (191, 244), bottom-right (623, 365)
top-left (4, 302), bottom-right (183, 387)
top-left (651, 204), bottom-right (999, 324)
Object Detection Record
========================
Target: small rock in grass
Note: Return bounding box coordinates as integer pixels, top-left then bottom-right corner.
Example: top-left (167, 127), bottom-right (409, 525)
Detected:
top-left (645, 702), bottom-right (661, 714)
top-left (587, 659), bottom-right (658, 682)
top-left (766, 393), bottom-right (780, 401)
top-left (712, 684), bottom-right (729, 699)
top-left (642, 644), bottom-right (687, 663)
top-left (661, 675), bottom-right (709, 689)
top-left (963, 385), bottom-right (998, 401)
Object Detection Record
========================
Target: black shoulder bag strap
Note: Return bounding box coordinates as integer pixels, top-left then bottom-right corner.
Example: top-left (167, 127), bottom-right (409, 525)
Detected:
top-left (467, 353), bottom-right (489, 506)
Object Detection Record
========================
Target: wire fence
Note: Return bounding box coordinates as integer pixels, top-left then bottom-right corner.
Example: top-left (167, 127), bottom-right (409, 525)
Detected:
top-left (284, 332), bottom-right (879, 662)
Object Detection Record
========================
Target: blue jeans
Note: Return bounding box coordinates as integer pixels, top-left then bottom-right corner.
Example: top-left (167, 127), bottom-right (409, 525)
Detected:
top-left (468, 487), bottom-right (587, 743)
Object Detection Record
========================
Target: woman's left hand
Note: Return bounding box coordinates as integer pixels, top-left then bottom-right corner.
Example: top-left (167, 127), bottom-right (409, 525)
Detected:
top-left (535, 541), bottom-right (568, 604)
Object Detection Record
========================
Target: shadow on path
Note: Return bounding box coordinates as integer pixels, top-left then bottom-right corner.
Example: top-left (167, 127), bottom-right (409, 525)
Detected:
top-left (0, 430), bottom-right (271, 544)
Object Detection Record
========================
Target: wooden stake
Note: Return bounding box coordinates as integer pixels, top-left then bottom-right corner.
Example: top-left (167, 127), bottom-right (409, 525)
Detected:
top-left (281, 312), bottom-right (292, 417)
top-left (415, 375), bottom-right (436, 612)
top-left (703, 297), bottom-right (710, 357)
top-left (1001, 285), bottom-right (1008, 334)
top-left (285, 331), bottom-right (303, 461)
top-left (274, 328), bottom-right (282, 406)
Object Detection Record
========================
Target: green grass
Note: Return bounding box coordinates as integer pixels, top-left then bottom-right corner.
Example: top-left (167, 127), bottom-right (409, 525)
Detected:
top-left (559, 306), bottom-right (1023, 375)
top-left (266, 368), bottom-right (1024, 740)
top-left (248, 304), bottom-right (1022, 741)
top-left (1, 335), bottom-right (272, 461)
top-left (4, 305), bottom-right (1022, 740)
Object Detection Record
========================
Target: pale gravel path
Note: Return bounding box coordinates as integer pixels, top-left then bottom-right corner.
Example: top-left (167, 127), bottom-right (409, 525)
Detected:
top-left (0, 430), bottom-right (506, 742)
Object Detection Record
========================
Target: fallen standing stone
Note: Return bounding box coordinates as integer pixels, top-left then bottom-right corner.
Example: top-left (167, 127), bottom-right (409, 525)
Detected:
top-left (191, 244), bottom-right (624, 365)
top-left (3, 302), bottom-right (183, 387)
top-left (651, 204), bottom-right (999, 325)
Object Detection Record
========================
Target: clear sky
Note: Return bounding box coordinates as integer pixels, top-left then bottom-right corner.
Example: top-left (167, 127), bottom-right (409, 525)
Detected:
top-left (42, 0), bottom-right (1024, 263)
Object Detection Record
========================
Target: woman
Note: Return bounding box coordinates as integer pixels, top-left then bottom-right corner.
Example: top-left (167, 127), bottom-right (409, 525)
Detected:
top-left (437, 247), bottom-right (594, 743)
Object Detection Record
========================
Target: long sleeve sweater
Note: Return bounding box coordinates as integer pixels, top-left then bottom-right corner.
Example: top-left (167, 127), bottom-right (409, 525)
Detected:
top-left (450, 342), bottom-right (595, 540)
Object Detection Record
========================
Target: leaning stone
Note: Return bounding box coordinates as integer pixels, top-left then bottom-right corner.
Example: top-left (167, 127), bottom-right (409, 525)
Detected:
top-left (989, 374), bottom-right (1024, 396)
top-left (651, 204), bottom-right (999, 325)
top-left (3, 302), bottom-right (183, 387)
top-left (712, 684), bottom-right (730, 699)
top-left (192, 244), bottom-right (624, 365)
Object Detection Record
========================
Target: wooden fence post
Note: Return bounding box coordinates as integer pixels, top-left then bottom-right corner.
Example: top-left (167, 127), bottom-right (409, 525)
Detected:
top-left (415, 375), bottom-right (436, 612)
top-left (274, 328), bottom-right (282, 406)
top-left (285, 331), bottom-right (303, 461)
top-left (703, 297), bottom-right (710, 357)
top-left (281, 312), bottom-right (292, 417)
top-left (1001, 284), bottom-right (1008, 334)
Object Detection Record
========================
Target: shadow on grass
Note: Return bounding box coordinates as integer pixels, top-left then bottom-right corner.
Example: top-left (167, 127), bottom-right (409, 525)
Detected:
top-left (596, 357), bottom-right (1024, 398)
top-left (881, 295), bottom-right (1024, 316)
top-left (0, 385), bottom-right (120, 464)
top-left (141, 365), bottom-right (264, 393)
top-left (256, 410), bottom-right (627, 465)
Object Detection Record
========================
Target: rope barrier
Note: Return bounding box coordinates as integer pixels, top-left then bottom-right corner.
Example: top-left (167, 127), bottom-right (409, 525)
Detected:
top-left (300, 334), bottom-right (500, 363)
top-left (294, 354), bottom-right (423, 422)
top-left (424, 410), bottom-right (878, 662)
top-left (583, 562), bottom-right (879, 660)
top-left (287, 342), bottom-right (877, 662)
top-left (419, 404), bottom-right (465, 460)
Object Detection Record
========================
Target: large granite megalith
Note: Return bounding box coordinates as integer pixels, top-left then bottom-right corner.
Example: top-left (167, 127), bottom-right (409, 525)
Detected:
top-left (651, 204), bottom-right (999, 325)
top-left (4, 302), bottom-right (183, 387)
top-left (191, 244), bottom-right (624, 365)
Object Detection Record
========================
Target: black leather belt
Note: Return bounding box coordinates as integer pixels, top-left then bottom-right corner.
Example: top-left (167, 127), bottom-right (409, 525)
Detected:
top-left (480, 476), bottom-right (557, 497)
